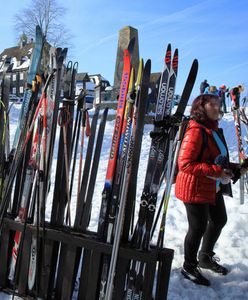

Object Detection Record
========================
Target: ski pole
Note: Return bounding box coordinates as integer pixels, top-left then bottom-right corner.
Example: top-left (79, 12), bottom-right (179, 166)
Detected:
top-left (69, 107), bottom-right (81, 197)
top-left (77, 108), bottom-right (88, 208)
top-left (157, 122), bottom-right (185, 248)
top-left (58, 106), bottom-right (72, 226)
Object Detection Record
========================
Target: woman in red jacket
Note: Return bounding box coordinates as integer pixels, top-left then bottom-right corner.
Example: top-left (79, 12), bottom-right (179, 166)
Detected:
top-left (175, 94), bottom-right (243, 286)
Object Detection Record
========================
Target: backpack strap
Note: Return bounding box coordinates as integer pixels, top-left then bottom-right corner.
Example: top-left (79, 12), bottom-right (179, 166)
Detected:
top-left (173, 125), bottom-right (208, 184)
top-left (197, 128), bottom-right (208, 161)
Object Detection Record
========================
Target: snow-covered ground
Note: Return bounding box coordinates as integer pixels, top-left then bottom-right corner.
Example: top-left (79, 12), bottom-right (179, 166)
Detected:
top-left (1, 104), bottom-right (248, 299)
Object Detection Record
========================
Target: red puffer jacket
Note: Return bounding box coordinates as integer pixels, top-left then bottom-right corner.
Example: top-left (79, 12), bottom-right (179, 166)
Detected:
top-left (175, 119), bottom-right (223, 204)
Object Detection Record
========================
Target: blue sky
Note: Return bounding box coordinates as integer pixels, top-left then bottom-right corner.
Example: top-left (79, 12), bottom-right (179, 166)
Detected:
top-left (0, 0), bottom-right (248, 99)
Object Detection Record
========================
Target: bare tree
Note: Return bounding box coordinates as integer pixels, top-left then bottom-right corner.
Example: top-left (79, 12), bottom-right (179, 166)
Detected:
top-left (13, 0), bottom-right (72, 47)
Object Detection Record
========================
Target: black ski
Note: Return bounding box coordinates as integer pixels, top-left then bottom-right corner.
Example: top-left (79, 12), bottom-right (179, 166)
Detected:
top-left (122, 59), bottom-right (151, 243)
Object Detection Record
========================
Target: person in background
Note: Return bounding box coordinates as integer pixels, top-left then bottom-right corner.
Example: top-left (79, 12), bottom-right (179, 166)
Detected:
top-left (219, 85), bottom-right (227, 113)
top-left (230, 84), bottom-right (244, 109)
top-left (200, 79), bottom-right (209, 94)
top-left (204, 85), bottom-right (219, 96)
top-left (175, 94), bottom-right (246, 287)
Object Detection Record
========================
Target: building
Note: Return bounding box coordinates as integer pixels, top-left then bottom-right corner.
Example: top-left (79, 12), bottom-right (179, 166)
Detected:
top-left (0, 36), bottom-right (111, 103)
top-left (0, 34), bottom-right (54, 101)
top-left (0, 34), bottom-right (35, 99)
top-left (75, 73), bottom-right (111, 103)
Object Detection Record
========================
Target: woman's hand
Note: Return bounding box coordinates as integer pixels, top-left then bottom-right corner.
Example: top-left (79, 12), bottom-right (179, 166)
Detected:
top-left (220, 168), bottom-right (234, 179)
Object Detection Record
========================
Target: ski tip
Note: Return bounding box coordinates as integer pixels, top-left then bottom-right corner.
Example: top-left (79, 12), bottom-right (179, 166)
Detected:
top-left (103, 107), bottom-right (109, 114)
top-left (172, 49), bottom-right (179, 69)
top-left (173, 48), bottom-right (179, 57)
top-left (62, 48), bottom-right (68, 55)
top-left (164, 44), bottom-right (172, 64)
top-left (190, 59), bottom-right (199, 74)
top-left (138, 58), bottom-right (144, 73)
top-left (144, 59), bottom-right (151, 71)
top-left (193, 59), bottom-right (199, 68)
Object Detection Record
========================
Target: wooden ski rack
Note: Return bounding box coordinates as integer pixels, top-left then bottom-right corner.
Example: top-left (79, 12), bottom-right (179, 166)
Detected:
top-left (0, 217), bottom-right (174, 300)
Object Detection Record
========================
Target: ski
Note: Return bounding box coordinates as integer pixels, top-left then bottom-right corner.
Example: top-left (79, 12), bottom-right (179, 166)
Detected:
top-left (130, 44), bottom-right (173, 251)
top-left (0, 66), bottom-right (10, 198)
top-left (142, 48), bottom-right (178, 250)
top-left (80, 107), bottom-right (109, 231)
top-left (12, 25), bottom-right (43, 150)
top-left (0, 100), bottom-right (7, 198)
top-left (97, 39), bottom-right (134, 300)
top-left (104, 67), bottom-right (135, 245)
top-left (74, 106), bottom-right (100, 229)
top-left (50, 60), bottom-right (77, 226)
top-left (97, 40), bottom-right (133, 240)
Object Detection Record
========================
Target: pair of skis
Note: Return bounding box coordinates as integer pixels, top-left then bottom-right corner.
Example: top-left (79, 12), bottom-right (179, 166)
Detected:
top-left (131, 44), bottom-right (178, 251)
top-left (124, 48), bottom-right (198, 298)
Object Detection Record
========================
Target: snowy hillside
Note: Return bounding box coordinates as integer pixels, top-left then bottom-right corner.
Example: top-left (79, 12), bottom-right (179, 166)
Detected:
top-left (1, 104), bottom-right (248, 299)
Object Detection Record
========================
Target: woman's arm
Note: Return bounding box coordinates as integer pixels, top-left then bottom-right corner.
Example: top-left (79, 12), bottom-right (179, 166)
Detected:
top-left (178, 127), bottom-right (222, 177)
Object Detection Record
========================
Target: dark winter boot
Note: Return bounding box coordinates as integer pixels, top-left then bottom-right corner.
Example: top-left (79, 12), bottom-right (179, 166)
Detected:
top-left (198, 251), bottom-right (229, 275)
top-left (181, 262), bottom-right (211, 286)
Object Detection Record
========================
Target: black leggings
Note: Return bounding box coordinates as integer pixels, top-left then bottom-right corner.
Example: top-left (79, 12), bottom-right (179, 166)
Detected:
top-left (184, 192), bottom-right (227, 265)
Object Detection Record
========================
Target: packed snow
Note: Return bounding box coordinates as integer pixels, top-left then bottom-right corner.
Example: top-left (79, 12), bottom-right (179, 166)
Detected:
top-left (1, 103), bottom-right (248, 299)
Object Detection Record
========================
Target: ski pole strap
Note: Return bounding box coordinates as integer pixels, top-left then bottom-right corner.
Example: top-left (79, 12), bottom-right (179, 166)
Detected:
top-left (232, 158), bottom-right (248, 183)
top-left (85, 111), bottom-right (91, 137)
top-left (153, 114), bottom-right (181, 128)
top-left (150, 114), bottom-right (182, 138)
top-left (178, 117), bottom-right (189, 141)
top-left (58, 107), bottom-right (71, 127)
top-left (150, 128), bottom-right (167, 139)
